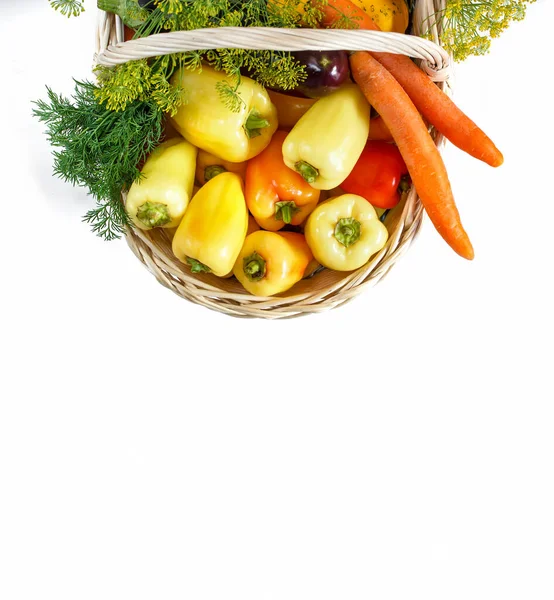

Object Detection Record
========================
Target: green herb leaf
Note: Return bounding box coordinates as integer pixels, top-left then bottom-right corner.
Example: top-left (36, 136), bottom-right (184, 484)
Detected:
top-left (33, 81), bottom-right (164, 240)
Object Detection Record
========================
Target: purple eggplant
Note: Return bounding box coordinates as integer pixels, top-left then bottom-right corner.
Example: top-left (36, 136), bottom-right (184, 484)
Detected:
top-left (293, 50), bottom-right (350, 98)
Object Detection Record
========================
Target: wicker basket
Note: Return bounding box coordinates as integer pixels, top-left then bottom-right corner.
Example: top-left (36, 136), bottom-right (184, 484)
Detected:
top-left (94, 1), bottom-right (451, 319)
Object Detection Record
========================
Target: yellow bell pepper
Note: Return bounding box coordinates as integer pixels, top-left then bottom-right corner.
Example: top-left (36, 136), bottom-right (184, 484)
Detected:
top-left (233, 231), bottom-right (313, 296)
top-left (170, 65), bottom-right (278, 163)
top-left (172, 172), bottom-right (248, 277)
top-left (195, 149), bottom-right (247, 186)
top-left (125, 137), bottom-right (197, 230)
top-left (304, 193), bottom-right (389, 271)
top-left (282, 84), bottom-right (370, 191)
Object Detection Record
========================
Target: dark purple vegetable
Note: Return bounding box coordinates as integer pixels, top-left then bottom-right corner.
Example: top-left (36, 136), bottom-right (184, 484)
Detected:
top-left (293, 50), bottom-right (350, 98)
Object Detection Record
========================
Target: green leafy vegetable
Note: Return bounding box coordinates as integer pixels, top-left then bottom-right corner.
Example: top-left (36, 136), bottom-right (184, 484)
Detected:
top-left (33, 81), bottom-right (164, 240)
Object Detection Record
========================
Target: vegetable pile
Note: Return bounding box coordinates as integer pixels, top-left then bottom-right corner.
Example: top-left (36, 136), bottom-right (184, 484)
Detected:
top-left (36, 0), bottom-right (533, 296)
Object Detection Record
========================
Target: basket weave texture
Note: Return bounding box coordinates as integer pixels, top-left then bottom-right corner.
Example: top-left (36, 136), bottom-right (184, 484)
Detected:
top-left (95, 0), bottom-right (450, 319)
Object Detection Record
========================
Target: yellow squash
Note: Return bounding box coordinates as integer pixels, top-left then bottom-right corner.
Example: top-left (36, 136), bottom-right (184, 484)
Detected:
top-left (172, 172), bottom-right (248, 277)
top-left (125, 137), bottom-right (197, 230)
top-left (170, 65), bottom-right (278, 163)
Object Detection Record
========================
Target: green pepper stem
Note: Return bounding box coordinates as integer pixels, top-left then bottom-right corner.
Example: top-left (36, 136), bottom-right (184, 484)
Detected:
top-left (186, 257), bottom-right (212, 273)
top-left (274, 201), bottom-right (300, 224)
top-left (294, 161), bottom-right (319, 184)
top-left (334, 217), bottom-right (361, 247)
top-left (136, 201), bottom-right (171, 228)
top-left (398, 175), bottom-right (411, 194)
top-left (243, 251), bottom-right (267, 282)
top-left (244, 109), bottom-right (270, 139)
top-left (204, 165), bottom-right (227, 182)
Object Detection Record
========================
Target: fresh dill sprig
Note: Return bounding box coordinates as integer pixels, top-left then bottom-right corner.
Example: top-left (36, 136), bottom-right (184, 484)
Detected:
top-left (49, 0), bottom-right (85, 17)
top-left (33, 81), bottom-right (164, 240)
top-left (94, 59), bottom-right (152, 112)
top-left (98, 0), bottom-right (336, 112)
top-left (424, 0), bottom-right (536, 61)
top-left (94, 56), bottom-right (185, 115)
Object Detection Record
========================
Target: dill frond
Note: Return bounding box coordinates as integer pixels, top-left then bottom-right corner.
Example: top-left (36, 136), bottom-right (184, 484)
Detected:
top-left (33, 81), bottom-right (164, 240)
top-left (83, 198), bottom-right (130, 242)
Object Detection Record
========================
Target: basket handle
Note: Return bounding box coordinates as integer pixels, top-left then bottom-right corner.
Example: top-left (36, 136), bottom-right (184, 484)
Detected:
top-left (95, 18), bottom-right (451, 82)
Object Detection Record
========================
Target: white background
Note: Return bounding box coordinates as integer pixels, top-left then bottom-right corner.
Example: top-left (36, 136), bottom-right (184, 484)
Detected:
top-left (1, 1), bottom-right (553, 598)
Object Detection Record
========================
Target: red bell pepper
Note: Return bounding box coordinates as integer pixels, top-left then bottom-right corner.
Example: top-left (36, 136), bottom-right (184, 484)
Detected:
top-left (341, 141), bottom-right (408, 209)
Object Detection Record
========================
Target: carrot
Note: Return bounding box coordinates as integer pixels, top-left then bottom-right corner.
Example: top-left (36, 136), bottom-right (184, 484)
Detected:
top-left (320, 0), bottom-right (504, 168)
top-left (368, 116), bottom-right (393, 141)
top-left (319, 0), bottom-right (377, 30)
top-left (350, 51), bottom-right (474, 260)
top-left (372, 54), bottom-right (504, 167)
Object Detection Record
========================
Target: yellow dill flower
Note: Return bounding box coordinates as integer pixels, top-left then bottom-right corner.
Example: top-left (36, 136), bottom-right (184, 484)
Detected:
top-left (154, 0), bottom-right (185, 14)
top-left (94, 60), bottom-right (153, 112)
top-left (425, 0), bottom-right (536, 61)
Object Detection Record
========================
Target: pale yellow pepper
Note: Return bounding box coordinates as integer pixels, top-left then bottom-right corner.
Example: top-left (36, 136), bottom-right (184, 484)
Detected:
top-left (172, 172), bottom-right (248, 277)
top-left (170, 65), bottom-right (278, 163)
top-left (125, 138), bottom-right (197, 230)
top-left (304, 193), bottom-right (389, 271)
top-left (282, 84), bottom-right (370, 190)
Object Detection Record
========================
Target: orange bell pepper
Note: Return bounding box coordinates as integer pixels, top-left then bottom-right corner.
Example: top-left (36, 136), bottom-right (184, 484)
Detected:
top-left (245, 130), bottom-right (320, 231)
top-left (267, 90), bottom-right (317, 130)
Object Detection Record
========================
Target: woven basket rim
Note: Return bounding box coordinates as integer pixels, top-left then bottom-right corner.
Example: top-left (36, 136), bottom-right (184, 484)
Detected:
top-left (94, 0), bottom-right (449, 319)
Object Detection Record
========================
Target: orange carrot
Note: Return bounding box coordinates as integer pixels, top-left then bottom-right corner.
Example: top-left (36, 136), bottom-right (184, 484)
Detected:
top-left (321, 0), bottom-right (504, 167)
top-left (319, 0), bottom-right (377, 30)
top-left (372, 54), bottom-right (504, 167)
top-left (350, 51), bottom-right (474, 260)
top-left (368, 116), bottom-right (393, 141)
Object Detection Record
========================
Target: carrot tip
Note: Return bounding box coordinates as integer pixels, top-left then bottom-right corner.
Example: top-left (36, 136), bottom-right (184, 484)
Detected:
top-left (461, 246), bottom-right (475, 261)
